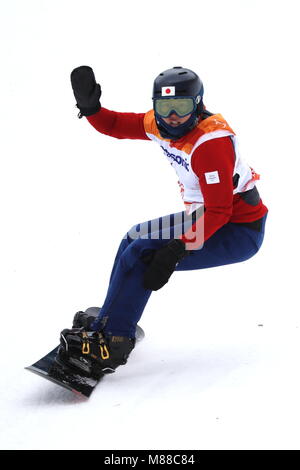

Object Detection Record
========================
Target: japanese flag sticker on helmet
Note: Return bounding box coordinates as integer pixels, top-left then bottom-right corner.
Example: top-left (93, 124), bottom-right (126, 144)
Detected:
top-left (161, 86), bottom-right (175, 96)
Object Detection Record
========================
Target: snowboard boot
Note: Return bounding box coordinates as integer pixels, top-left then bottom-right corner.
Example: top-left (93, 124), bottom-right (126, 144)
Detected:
top-left (56, 327), bottom-right (135, 379)
top-left (72, 308), bottom-right (100, 330)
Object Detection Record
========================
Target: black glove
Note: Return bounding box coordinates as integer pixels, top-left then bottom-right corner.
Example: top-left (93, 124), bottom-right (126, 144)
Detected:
top-left (143, 239), bottom-right (188, 291)
top-left (70, 66), bottom-right (101, 117)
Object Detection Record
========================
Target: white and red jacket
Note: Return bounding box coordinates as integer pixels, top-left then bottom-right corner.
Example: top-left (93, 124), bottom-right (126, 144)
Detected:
top-left (87, 108), bottom-right (268, 245)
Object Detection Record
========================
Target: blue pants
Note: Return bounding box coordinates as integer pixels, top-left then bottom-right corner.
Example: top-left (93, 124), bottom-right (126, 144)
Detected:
top-left (92, 212), bottom-right (267, 337)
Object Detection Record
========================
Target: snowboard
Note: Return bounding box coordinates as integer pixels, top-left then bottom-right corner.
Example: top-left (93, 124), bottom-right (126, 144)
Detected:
top-left (25, 307), bottom-right (145, 398)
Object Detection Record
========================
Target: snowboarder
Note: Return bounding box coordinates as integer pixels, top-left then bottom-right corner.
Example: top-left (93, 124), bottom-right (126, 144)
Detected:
top-left (57, 65), bottom-right (268, 378)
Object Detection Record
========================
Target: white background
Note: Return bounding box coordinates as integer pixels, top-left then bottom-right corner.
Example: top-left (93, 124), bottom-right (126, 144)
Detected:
top-left (0, 0), bottom-right (299, 450)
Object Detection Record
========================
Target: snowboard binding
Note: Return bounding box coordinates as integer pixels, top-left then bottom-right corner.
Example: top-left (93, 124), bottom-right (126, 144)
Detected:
top-left (72, 308), bottom-right (101, 330)
top-left (55, 309), bottom-right (135, 379)
top-left (26, 307), bottom-right (145, 398)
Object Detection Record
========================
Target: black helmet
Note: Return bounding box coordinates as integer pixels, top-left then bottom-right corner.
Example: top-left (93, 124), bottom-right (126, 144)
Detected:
top-left (152, 67), bottom-right (204, 140)
top-left (152, 66), bottom-right (204, 101)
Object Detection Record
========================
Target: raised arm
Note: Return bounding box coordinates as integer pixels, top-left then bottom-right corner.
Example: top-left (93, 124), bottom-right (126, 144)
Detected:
top-left (87, 108), bottom-right (149, 140)
top-left (71, 66), bottom-right (149, 140)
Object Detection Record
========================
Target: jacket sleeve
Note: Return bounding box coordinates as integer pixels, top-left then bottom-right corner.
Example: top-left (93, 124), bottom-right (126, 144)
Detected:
top-left (86, 107), bottom-right (150, 140)
top-left (180, 136), bottom-right (235, 248)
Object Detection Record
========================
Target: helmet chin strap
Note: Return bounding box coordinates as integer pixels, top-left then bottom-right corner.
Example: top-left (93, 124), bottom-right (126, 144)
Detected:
top-left (155, 111), bottom-right (199, 141)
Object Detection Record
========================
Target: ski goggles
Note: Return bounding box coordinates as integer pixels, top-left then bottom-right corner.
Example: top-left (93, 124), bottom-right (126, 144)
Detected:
top-left (154, 97), bottom-right (198, 118)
